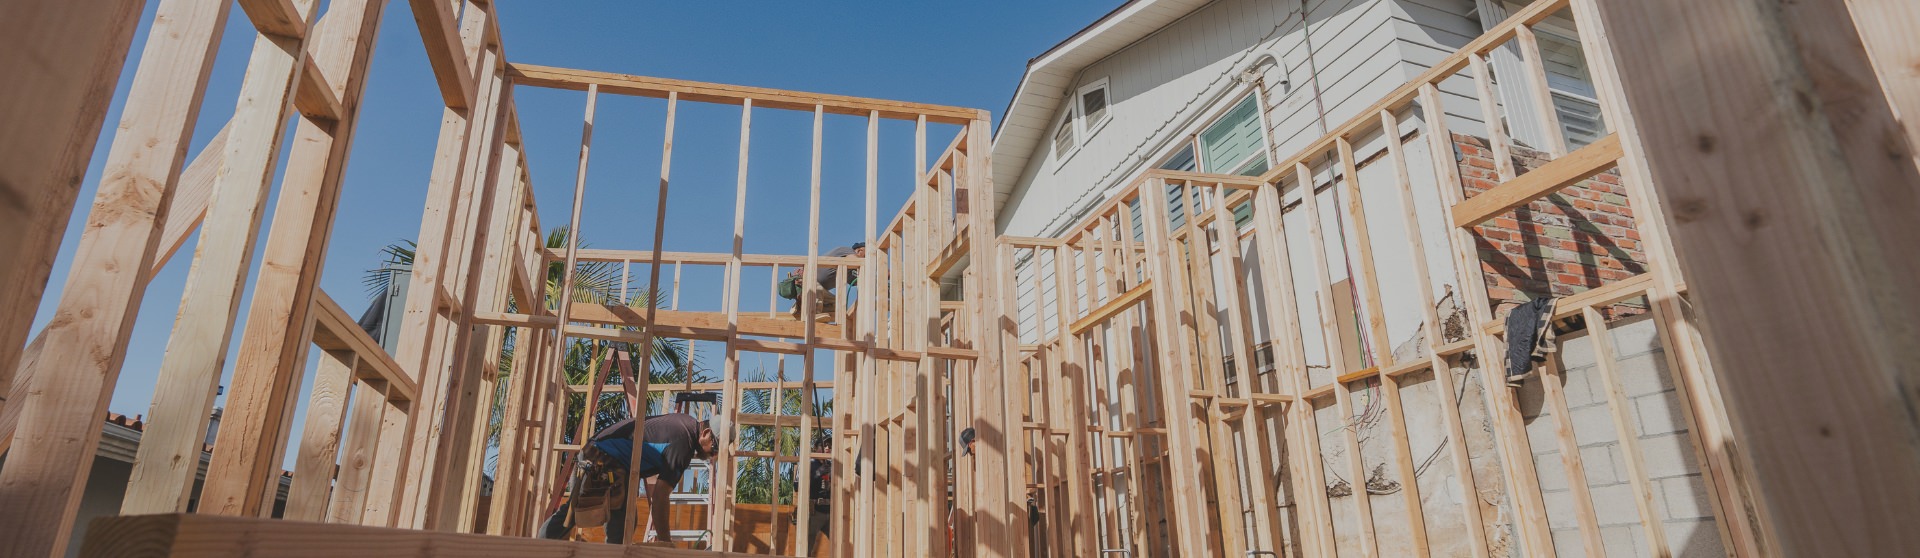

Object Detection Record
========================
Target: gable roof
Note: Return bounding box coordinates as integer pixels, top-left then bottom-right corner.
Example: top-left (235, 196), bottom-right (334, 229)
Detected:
top-left (990, 0), bottom-right (1216, 211)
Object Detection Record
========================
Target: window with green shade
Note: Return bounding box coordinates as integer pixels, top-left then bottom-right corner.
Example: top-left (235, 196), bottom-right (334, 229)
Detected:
top-left (1200, 95), bottom-right (1264, 174)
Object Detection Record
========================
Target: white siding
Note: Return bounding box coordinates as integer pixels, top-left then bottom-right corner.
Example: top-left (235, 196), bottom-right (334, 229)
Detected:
top-left (997, 0), bottom-right (1489, 347)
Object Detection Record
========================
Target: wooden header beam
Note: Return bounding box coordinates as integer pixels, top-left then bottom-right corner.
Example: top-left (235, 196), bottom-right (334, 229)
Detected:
top-left (1451, 134), bottom-right (1623, 228)
top-left (543, 247), bottom-right (863, 268)
top-left (311, 289), bottom-right (417, 402)
top-left (507, 63), bottom-right (981, 124)
top-left (406, 0), bottom-right (473, 108)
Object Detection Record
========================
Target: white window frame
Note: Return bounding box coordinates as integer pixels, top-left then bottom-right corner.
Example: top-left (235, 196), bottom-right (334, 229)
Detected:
top-left (1076, 77), bottom-right (1113, 139)
top-left (1195, 93), bottom-right (1272, 175)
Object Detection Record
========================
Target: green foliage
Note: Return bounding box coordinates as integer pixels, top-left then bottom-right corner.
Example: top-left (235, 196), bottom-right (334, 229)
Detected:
top-left (365, 227), bottom-right (704, 477)
top-left (730, 366), bottom-right (832, 505)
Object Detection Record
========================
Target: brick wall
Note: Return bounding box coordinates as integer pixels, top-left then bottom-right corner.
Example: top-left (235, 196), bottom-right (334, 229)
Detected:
top-left (1452, 133), bottom-right (1648, 317)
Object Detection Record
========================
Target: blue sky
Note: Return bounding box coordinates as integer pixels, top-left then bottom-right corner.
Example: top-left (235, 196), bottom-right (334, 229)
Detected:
top-left (33, 1), bottom-right (1118, 468)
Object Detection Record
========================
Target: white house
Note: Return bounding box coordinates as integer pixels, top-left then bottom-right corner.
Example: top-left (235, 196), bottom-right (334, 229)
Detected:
top-left (982, 2), bottom-right (1722, 557)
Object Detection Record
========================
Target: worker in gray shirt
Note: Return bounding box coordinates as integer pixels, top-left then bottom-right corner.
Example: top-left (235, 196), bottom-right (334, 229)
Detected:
top-left (784, 242), bottom-right (864, 319)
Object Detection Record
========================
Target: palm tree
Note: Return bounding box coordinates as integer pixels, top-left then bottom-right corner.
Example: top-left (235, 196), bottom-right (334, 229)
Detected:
top-left (363, 227), bottom-right (705, 475)
top-left (732, 365), bottom-right (833, 505)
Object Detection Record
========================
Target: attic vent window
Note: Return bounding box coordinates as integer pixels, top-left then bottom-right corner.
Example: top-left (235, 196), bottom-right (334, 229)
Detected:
top-left (1079, 78), bottom-right (1111, 133)
top-left (1053, 114), bottom-right (1076, 158)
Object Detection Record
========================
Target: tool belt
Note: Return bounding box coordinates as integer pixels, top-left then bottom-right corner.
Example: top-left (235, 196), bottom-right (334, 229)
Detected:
top-left (566, 446), bottom-right (627, 529)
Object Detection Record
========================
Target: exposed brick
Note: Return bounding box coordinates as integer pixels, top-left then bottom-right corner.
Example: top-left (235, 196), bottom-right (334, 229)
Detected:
top-left (1450, 133), bottom-right (1648, 309)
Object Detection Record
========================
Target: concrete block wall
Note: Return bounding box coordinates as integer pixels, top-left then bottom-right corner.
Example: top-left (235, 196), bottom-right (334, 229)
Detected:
top-left (1517, 315), bottom-right (1726, 557)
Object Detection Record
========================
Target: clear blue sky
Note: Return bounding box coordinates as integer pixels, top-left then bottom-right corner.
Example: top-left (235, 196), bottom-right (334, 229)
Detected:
top-left (32, 1), bottom-right (1118, 468)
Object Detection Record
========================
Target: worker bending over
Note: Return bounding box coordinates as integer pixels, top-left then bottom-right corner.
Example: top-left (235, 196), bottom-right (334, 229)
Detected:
top-left (541, 413), bottom-right (717, 544)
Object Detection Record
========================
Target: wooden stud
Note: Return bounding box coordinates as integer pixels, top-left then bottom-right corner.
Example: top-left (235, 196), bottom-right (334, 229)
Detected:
top-left (286, 350), bottom-right (359, 521)
top-left (1513, 25), bottom-right (1570, 157)
top-left (713, 97), bottom-right (751, 551)
top-left (1136, 178), bottom-right (1215, 557)
top-left (0, 4), bottom-right (230, 542)
top-left (389, 15), bottom-right (499, 526)
top-left (1586, 0), bottom-right (1920, 553)
top-left (0, 0), bottom-right (146, 418)
top-left (330, 379), bottom-right (391, 525)
top-left (1380, 107), bottom-right (1491, 556)
top-left (1538, 352), bottom-right (1608, 556)
top-left (1581, 307), bottom-right (1672, 556)
top-left (1467, 54), bottom-right (1519, 182)
top-left (1250, 178), bottom-right (1335, 557)
top-left (197, 0), bottom-right (386, 518)
top-left (622, 90), bottom-right (676, 544)
top-left (1419, 82), bottom-right (1557, 557)
top-left (1568, 0), bottom-right (1775, 552)
top-left (1206, 184), bottom-right (1286, 554)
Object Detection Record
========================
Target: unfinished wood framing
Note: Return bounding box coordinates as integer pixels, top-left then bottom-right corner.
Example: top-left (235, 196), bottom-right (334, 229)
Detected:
top-left (5, 0), bottom-right (1914, 556)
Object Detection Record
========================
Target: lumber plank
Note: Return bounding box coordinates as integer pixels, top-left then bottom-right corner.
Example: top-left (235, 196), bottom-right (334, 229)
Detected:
top-left (0, 6), bottom-right (230, 547)
top-left (1420, 83), bottom-right (1557, 555)
top-left (1588, 0), bottom-right (1920, 553)
top-left (1135, 179), bottom-right (1214, 557)
top-left (1513, 25), bottom-right (1570, 157)
top-left (77, 513), bottom-right (751, 557)
top-left (199, 0), bottom-right (381, 518)
top-left (1538, 353), bottom-right (1608, 556)
top-left (285, 350), bottom-right (357, 521)
top-left (388, 40), bottom-right (503, 527)
top-left (0, 0), bottom-right (145, 433)
top-left (407, 0), bottom-right (474, 108)
top-left (1568, 0), bottom-right (1766, 551)
top-left (1151, 168), bottom-right (1265, 190)
top-left (1449, 133), bottom-right (1622, 229)
top-left (1845, 0), bottom-right (1920, 172)
top-left (507, 63), bottom-right (977, 124)
top-left (1480, 272), bottom-right (1653, 336)
top-left (544, 248), bottom-right (863, 269)
top-left (1381, 107), bottom-right (1495, 550)
top-left (294, 56), bottom-right (343, 120)
top-left (238, 0), bottom-right (309, 38)
top-left (1067, 279), bottom-right (1152, 335)
top-left (711, 99), bottom-right (752, 546)
top-left (621, 90), bottom-right (676, 543)
top-left (1581, 307), bottom-right (1673, 556)
top-left (329, 379), bottom-right (390, 524)
top-left (132, 0), bottom-right (321, 519)
top-left (421, 52), bottom-right (514, 529)
top-left (151, 124), bottom-right (231, 274)
top-left (311, 289), bottom-right (417, 401)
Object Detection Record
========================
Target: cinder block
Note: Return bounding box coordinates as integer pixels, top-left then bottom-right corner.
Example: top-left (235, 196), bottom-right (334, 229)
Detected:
top-left (1588, 483), bottom-right (1639, 526)
top-left (1663, 518), bottom-right (1728, 558)
top-left (1634, 393), bottom-right (1688, 436)
top-left (1526, 413), bottom-right (1562, 447)
top-left (1572, 404), bottom-right (1620, 444)
top-left (1639, 433), bottom-right (1702, 479)
top-left (1559, 332), bottom-right (1599, 369)
top-left (1579, 444), bottom-right (1621, 486)
top-left (1661, 475), bottom-right (1714, 520)
top-left (1617, 352), bottom-right (1675, 398)
top-left (1560, 367), bottom-right (1604, 408)
top-left (1544, 489), bottom-right (1580, 531)
top-left (1601, 525), bottom-right (1646, 558)
top-left (1551, 528), bottom-right (1590, 558)
top-left (1536, 453), bottom-right (1571, 492)
top-left (1609, 317), bottom-right (1663, 357)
